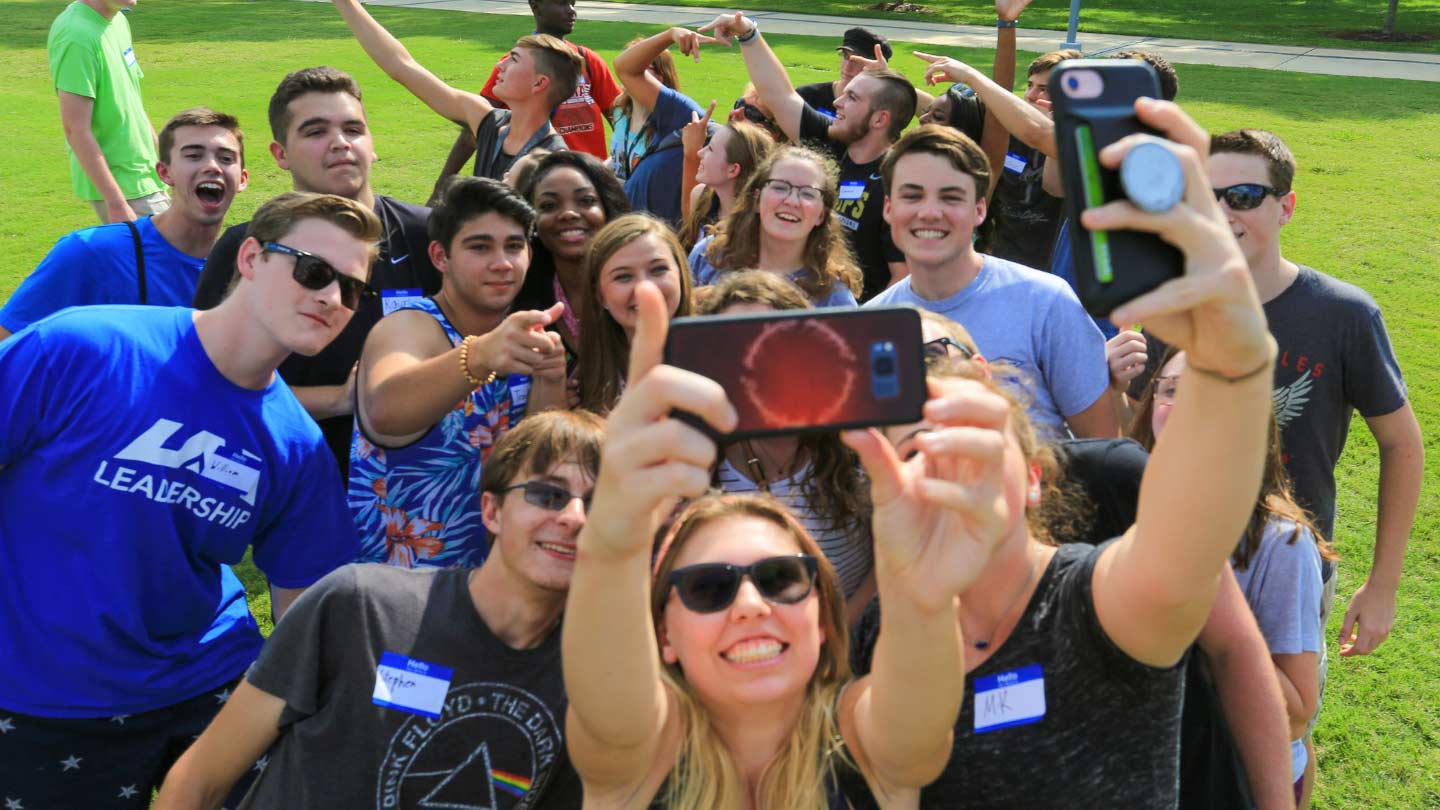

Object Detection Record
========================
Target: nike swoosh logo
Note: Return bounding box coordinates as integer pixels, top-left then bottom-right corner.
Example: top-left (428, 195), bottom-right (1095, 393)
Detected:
top-left (389, 254), bottom-right (408, 265)
top-left (868, 173), bottom-right (882, 181)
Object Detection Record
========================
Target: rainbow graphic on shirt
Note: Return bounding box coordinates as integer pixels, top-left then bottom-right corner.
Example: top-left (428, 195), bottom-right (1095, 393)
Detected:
top-left (492, 769), bottom-right (532, 798)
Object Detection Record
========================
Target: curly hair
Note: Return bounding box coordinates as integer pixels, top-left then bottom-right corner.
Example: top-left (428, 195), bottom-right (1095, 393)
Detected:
top-left (705, 145), bottom-right (862, 301)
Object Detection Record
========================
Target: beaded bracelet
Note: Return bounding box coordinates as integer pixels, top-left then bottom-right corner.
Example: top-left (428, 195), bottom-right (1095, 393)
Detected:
top-left (458, 336), bottom-right (498, 388)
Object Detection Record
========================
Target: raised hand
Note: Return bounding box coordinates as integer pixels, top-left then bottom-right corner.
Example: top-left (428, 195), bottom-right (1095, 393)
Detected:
top-left (581, 282), bottom-right (737, 561)
top-left (913, 50), bottom-right (978, 88)
top-left (669, 26), bottom-right (719, 62)
top-left (681, 100), bottom-right (717, 157)
top-left (848, 43), bottom-right (890, 72)
top-left (1105, 329), bottom-right (1149, 391)
top-left (1081, 99), bottom-right (1272, 378)
top-left (472, 302), bottom-right (566, 378)
top-left (844, 379), bottom-right (1013, 613)
top-left (696, 12), bottom-right (753, 47)
top-left (995, 0), bottom-right (1035, 22)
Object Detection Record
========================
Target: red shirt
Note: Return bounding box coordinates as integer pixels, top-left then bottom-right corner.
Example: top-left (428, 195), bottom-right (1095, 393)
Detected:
top-left (481, 42), bottom-right (620, 160)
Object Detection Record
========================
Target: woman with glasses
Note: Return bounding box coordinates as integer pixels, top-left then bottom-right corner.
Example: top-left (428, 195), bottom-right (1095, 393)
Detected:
top-left (1130, 347), bottom-right (1334, 807)
top-left (841, 100), bottom-right (1283, 808)
top-left (563, 279), bottom-right (992, 810)
top-left (696, 272), bottom-right (876, 622)
top-left (689, 145), bottom-right (862, 308)
top-left (576, 214), bottom-right (694, 414)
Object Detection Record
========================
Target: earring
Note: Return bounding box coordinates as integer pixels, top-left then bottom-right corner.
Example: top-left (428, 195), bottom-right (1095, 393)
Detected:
top-left (1026, 487), bottom-right (1041, 507)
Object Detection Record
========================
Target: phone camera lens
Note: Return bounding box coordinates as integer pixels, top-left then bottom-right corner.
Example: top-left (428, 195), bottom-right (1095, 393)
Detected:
top-left (1067, 76), bottom-right (1080, 90)
top-left (873, 357), bottom-right (895, 375)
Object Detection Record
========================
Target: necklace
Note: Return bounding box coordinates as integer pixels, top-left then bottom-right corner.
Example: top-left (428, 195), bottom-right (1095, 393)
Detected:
top-left (970, 551), bottom-right (1038, 651)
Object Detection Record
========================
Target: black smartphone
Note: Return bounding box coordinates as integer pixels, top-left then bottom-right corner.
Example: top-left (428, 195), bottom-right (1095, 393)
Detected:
top-left (663, 307), bottom-right (927, 440)
top-left (1050, 59), bottom-right (1184, 317)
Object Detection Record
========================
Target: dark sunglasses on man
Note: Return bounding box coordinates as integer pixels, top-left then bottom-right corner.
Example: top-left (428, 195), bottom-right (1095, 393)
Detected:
top-left (669, 554), bottom-right (820, 613)
top-left (1212, 183), bottom-right (1286, 212)
top-left (505, 480), bottom-right (591, 514)
top-left (262, 241), bottom-right (376, 310)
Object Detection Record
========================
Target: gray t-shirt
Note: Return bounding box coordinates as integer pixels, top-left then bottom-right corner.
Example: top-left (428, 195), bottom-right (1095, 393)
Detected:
top-left (849, 542), bottom-right (1185, 809)
top-left (864, 256), bottom-right (1109, 437)
top-left (239, 564), bottom-right (579, 810)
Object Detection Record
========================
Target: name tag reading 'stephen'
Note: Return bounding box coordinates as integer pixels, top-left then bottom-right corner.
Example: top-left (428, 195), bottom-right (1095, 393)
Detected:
top-left (372, 652), bottom-right (453, 718)
top-left (973, 664), bottom-right (1046, 733)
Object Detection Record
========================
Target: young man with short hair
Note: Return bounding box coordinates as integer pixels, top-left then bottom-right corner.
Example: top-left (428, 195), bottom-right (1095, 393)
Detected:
top-left (1, 107), bottom-right (248, 341)
top-left (703, 11), bottom-right (915, 300)
top-left (794, 27), bottom-right (893, 118)
top-left (333, 0), bottom-right (578, 182)
top-left (192, 67), bottom-right (442, 474)
top-left (0, 192), bottom-right (378, 807)
top-left (430, 0), bottom-right (620, 202)
top-left (350, 178), bottom-right (567, 570)
top-left (154, 409), bottom-right (603, 810)
top-left (49, 0), bottom-right (167, 223)
top-left (1208, 130), bottom-right (1422, 662)
top-left (867, 125), bottom-right (1116, 439)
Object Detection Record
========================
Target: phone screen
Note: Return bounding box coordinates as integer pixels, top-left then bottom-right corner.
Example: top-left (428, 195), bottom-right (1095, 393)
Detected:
top-left (664, 307), bottom-right (926, 440)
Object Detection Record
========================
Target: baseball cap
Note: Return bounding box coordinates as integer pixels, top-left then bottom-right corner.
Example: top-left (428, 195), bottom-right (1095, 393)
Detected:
top-left (839, 27), bottom-right (893, 60)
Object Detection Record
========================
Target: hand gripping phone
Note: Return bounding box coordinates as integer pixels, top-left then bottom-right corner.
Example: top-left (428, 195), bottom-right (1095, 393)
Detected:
top-left (1050, 59), bottom-right (1184, 317)
top-left (663, 306), bottom-right (927, 440)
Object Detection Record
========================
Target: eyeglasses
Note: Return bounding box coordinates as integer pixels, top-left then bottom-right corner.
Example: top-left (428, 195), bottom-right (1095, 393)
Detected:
top-left (732, 97), bottom-right (770, 125)
top-left (923, 336), bottom-right (976, 367)
top-left (762, 178), bottom-right (825, 205)
top-left (1153, 375), bottom-right (1180, 404)
top-left (262, 241), bottom-right (375, 310)
top-left (669, 554), bottom-right (820, 613)
top-left (1212, 183), bottom-right (1286, 212)
top-left (505, 480), bottom-right (591, 514)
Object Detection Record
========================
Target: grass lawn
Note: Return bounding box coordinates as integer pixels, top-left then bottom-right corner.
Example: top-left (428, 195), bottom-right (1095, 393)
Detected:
top-left (2, 1), bottom-right (1436, 806)
top-left (599, 0), bottom-right (1440, 54)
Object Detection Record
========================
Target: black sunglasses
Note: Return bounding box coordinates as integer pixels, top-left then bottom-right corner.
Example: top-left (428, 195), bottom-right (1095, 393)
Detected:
top-left (669, 554), bottom-right (819, 614)
top-left (505, 480), bottom-right (591, 514)
top-left (262, 241), bottom-right (375, 310)
top-left (1212, 183), bottom-right (1285, 212)
top-left (732, 97), bottom-right (770, 125)
top-left (923, 336), bottom-right (976, 367)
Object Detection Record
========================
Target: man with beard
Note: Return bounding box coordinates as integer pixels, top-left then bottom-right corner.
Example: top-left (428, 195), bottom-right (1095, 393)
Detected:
top-left (2, 108), bottom-right (248, 340)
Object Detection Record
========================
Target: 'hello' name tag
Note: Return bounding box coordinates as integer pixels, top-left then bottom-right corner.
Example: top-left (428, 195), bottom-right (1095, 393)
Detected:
top-left (838, 180), bottom-right (866, 201)
top-left (381, 288), bottom-right (425, 316)
top-left (1003, 152), bottom-right (1028, 175)
top-left (372, 652), bottom-right (453, 718)
top-left (973, 664), bottom-right (1045, 733)
top-left (123, 47), bottom-right (139, 68)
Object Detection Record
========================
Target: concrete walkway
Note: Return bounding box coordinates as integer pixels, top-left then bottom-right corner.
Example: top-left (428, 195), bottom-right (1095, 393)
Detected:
top-left (301, 0), bottom-right (1440, 82)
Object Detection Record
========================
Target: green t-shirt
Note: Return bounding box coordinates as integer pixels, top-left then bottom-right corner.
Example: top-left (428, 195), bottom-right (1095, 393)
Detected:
top-left (48, 3), bottom-right (162, 201)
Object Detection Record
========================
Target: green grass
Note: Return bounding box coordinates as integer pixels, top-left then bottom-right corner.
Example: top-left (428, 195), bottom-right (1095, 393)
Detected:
top-left (602, 0), bottom-right (1440, 54)
top-left (2, 1), bottom-right (1437, 806)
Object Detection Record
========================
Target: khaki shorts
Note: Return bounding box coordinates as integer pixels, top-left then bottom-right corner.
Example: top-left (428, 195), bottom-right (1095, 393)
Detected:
top-left (91, 189), bottom-right (171, 222)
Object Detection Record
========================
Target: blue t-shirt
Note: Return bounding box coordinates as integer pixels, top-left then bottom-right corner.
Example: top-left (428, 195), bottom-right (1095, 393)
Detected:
top-left (622, 86), bottom-right (704, 226)
top-left (865, 255), bottom-right (1109, 436)
top-left (0, 306), bottom-right (358, 717)
top-left (1, 216), bottom-right (206, 334)
top-left (689, 235), bottom-right (857, 309)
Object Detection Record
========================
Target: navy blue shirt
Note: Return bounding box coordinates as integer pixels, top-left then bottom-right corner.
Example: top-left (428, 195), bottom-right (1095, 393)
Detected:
top-left (623, 86), bottom-right (704, 226)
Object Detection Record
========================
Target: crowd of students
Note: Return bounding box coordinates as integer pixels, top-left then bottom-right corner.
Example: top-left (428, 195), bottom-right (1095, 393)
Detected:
top-left (0, 0), bottom-right (1424, 808)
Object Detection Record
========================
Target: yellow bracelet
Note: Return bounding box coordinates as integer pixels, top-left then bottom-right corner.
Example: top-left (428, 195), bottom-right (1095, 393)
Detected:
top-left (458, 336), bottom-right (497, 389)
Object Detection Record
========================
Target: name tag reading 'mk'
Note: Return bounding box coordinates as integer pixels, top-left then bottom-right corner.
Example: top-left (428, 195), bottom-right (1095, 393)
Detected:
top-left (373, 652), bottom-right (453, 718)
top-left (973, 664), bottom-right (1045, 734)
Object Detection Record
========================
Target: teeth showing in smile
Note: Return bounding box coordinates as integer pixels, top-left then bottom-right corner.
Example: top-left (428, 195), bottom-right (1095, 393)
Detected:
top-left (196, 181), bottom-right (224, 202)
top-left (537, 541), bottom-right (576, 559)
top-left (912, 229), bottom-right (947, 239)
top-left (560, 228), bottom-right (588, 239)
top-left (722, 638), bottom-right (784, 664)
top-left (775, 213), bottom-right (802, 223)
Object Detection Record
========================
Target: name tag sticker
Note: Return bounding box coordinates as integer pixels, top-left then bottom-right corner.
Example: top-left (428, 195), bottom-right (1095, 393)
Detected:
top-left (122, 47), bottom-right (138, 68)
top-left (838, 180), bottom-right (865, 201)
top-left (381, 288), bottom-right (425, 316)
top-left (373, 652), bottom-right (453, 718)
top-left (973, 664), bottom-right (1045, 733)
top-left (199, 450), bottom-right (260, 495)
top-left (1003, 152), bottom-right (1028, 174)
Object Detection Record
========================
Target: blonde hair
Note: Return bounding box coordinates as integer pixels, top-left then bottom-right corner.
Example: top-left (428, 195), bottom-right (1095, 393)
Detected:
top-left (706, 145), bottom-right (862, 301)
top-left (577, 214), bottom-right (694, 414)
top-left (650, 495), bottom-right (852, 810)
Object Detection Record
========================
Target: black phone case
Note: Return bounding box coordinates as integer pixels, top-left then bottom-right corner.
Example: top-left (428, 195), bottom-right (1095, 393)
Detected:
top-left (1050, 59), bottom-right (1184, 318)
top-left (663, 306), bottom-right (926, 441)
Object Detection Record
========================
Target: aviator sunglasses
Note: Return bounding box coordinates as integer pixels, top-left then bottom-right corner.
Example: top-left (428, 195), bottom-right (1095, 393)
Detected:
top-left (505, 480), bottom-right (591, 514)
top-left (1212, 183), bottom-right (1286, 212)
top-left (669, 554), bottom-right (820, 613)
top-left (262, 241), bottom-right (376, 310)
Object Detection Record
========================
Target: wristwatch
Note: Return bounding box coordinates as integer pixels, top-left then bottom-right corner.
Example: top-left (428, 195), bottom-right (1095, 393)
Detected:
top-left (738, 18), bottom-right (760, 44)
top-left (996, 19), bottom-right (1018, 28)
